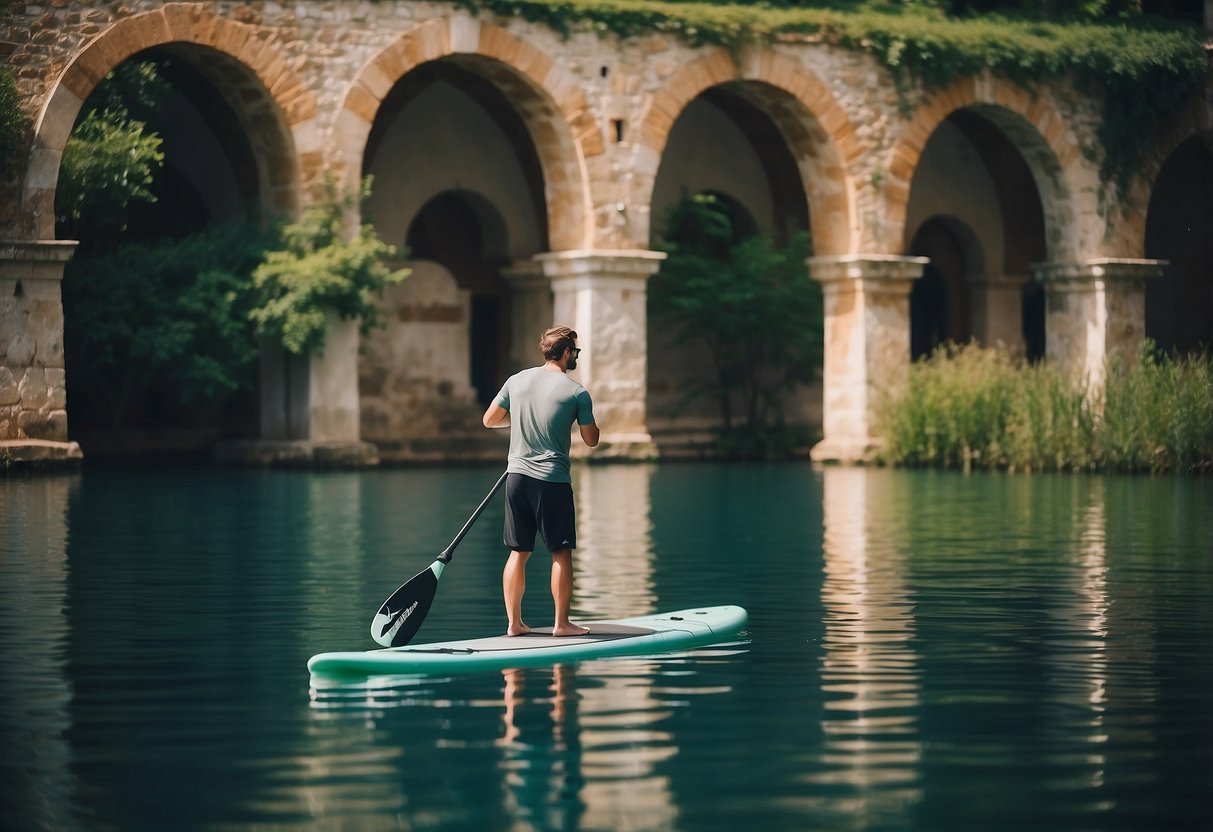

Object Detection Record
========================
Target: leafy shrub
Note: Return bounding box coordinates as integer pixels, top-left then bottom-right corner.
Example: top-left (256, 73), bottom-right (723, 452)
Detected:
top-left (63, 222), bottom-right (271, 428)
top-left (876, 341), bottom-right (1213, 473)
top-left (249, 176), bottom-right (409, 355)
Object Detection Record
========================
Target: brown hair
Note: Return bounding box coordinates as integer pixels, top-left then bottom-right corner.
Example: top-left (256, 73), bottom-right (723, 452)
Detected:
top-left (540, 326), bottom-right (577, 361)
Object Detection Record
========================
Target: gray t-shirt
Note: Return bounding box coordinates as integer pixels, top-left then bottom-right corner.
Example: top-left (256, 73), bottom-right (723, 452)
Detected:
top-left (493, 366), bottom-right (595, 483)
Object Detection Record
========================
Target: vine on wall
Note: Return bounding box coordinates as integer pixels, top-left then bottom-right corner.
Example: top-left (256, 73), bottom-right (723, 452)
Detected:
top-left (455, 0), bottom-right (1208, 191)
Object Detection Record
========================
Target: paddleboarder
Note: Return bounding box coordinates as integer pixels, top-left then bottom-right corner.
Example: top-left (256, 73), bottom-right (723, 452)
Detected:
top-left (482, 326), bottom-right (600, 637)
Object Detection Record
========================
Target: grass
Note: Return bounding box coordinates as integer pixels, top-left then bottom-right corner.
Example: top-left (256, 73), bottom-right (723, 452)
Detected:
top-left (875, 342), bottom-right (1213, 474)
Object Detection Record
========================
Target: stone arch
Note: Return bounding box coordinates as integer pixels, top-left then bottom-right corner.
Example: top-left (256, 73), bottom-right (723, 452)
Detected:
top-left (25, 4), bottom-right (315, 240)
top-left (335, 17), bottom-right (599, 252)
top-left (1119, 97), bottom-right (1211, 259)
top-left (635, 48), bottom-right (860, 256)
top-left (883, 74), bottom-right (1082, 260)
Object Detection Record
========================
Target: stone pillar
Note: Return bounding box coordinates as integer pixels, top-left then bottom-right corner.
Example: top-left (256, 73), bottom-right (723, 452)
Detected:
top-left (218, 310), bottom-right (377, 467)
top-left (501, 258), bottom-right (553, 374)
top-left (308, 310), bottom-right (363, 442)
top-left (1032, 259), bottom-right (1164, 389)
top-left (809, 255), bottom-right (927, 464)
top-left (0, 240), bottom-right (82, 465)
top-left (537, 250), bottom-right (666, 457)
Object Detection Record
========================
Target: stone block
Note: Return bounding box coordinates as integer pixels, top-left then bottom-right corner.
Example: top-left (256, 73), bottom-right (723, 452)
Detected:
top-left (18, 367), bottom-right (50, 410)
top-left (0, 368), bottom-right (18, 406)
top-left (7, 332), bottom-right (35, 365)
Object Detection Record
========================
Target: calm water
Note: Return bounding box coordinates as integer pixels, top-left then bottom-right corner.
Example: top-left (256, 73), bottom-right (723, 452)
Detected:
top-left (2, 463), bottom-right (1211, 831)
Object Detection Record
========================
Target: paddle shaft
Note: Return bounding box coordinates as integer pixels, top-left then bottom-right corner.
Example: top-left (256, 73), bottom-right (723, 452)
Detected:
top-left (438, 471), bottom-right (508, 563)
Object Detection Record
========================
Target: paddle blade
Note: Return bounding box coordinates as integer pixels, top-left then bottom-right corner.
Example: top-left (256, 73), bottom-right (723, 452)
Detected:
top-left (370, 561), bottom-right (444, 647)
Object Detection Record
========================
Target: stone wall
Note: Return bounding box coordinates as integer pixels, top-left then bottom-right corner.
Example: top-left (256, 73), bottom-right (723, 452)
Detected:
top-left (1, 1), bottom-right (1201, 462)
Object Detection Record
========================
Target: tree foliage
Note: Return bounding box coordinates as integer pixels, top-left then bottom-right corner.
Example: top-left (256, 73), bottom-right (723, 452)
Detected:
top-left (56, 61), bottom-right (167, 248)
top-left (249, 176), bottom-right (410, 355)
top-left (650, 194), bottom-right (821, 448)
top-left (63, 222), bottom-right (271, 428)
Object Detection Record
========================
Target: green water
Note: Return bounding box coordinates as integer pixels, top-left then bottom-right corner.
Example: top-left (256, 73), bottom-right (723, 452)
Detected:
top-left (2, 463), bottom-right (1211, 831)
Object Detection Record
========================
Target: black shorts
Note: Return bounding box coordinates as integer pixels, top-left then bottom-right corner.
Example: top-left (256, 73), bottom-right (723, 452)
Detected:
top-left (503, 473), bottom-right (577, 553)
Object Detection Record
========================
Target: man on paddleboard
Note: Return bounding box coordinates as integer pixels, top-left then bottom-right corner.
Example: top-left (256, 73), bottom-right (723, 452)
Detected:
top-left (482, 326), bottom-right (600, 637)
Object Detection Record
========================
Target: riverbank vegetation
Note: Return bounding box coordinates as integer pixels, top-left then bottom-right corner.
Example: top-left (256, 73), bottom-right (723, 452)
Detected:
top-left (875, 342), bottom-right (1213, 474)
top-left (455, 0), bottom-right (1207, 191)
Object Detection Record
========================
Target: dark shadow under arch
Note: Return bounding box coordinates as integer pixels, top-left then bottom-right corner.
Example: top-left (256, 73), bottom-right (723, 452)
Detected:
top-left (1146, 136), bottom-right (1213, 354)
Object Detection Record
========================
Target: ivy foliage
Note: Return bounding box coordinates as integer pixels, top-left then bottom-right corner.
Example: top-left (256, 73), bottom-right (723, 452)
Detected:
top-left (249, 176), bottom-right (410, 355)
top-left (650, 194), bottom-right (821, 451)
top-left (455, 0), bottom-right (1208, 189)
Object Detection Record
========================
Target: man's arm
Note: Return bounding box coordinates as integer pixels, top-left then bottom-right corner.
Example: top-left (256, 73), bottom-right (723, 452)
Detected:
top-left (580, 422), bottom-right (600, 447)
top-left (483, 403), bottom-right (510, 428)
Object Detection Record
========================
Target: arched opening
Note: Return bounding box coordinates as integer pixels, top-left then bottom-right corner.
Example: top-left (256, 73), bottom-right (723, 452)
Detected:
top-left (909, 218), bottom-right (971, 359)
top-left (406, 190), bottom-right (511, 407)
top-left (905, 108), bottom-right (1048, 359)
top-left (1145, 137), bottom-right (1213, 354)
top-left (647, 85), bottom-right (816, 447)
top-left (651, 88), bottom-right (808, 247)
top-left (54, 46), bottom-right (274, 455)
top-left (358, 57), bottom-right (551, 456)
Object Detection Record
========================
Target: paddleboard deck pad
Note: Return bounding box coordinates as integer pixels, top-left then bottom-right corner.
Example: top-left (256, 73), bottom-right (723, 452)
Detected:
top-left (308, 605), bottom-right (748, 676)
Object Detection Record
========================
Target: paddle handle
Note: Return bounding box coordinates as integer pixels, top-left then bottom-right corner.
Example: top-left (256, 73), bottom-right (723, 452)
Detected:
top-left (438, 471), bottom-right (508, 563)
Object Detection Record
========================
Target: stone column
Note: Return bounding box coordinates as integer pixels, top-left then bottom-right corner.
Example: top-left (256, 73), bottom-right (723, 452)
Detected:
top-left (1032, 259), bottom-right (1164, 389)
top-left (0, 240), bottom-right (82, 465)
top-left (809, 255), bottom-right (927, 464)
top-left (219, 310), bottom-right (377, 467)
top-left (501, 258), bottom-right (553, 374)
top-left (537, 250), bottom-right (666, 458)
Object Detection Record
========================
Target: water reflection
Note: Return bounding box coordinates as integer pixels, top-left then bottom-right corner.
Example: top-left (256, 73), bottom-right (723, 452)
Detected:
top-left (306, 644), bottom-right (745, 831)
top-left (3, 464), bottom-right (1210, 830)
top-left (573, 464), bottom-right (656, 619)
top-left (0, 474), bottom-right (78, 832)
top-left (814, 467), bottom-right (923, 817)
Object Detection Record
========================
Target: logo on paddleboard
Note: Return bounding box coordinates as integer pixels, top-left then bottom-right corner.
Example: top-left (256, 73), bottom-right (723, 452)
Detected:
top-left (380, 600), bottom-right (420, 640)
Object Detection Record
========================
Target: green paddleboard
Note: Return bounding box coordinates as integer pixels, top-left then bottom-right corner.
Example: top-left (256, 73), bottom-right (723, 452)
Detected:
top-left (308, 605), bottom-right (748, 676)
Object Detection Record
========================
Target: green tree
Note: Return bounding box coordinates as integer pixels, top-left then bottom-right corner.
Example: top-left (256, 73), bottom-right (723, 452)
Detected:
top-left (249, 176), bottom-right (410, 355)
top-left (56, 61), bottom-right (168, 249)
top-left (63, 222), bottom-right (271, 428)
top-left (650, 194), bottom-right (821, 450)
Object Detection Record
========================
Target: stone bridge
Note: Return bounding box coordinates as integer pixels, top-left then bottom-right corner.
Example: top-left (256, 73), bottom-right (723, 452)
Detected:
top-left (1, 1), bottom-right (1209, 464)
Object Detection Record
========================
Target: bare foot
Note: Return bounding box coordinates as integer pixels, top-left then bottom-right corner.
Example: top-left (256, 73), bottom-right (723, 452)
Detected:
top-left (552, 623), bottom-right (590, 637)
top-left (507, 623), bottom-right (532, 637)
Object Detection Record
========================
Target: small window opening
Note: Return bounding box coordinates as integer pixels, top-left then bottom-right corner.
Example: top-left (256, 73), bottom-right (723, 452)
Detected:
top-left (600, 66), bottom-right (609, 79)
top-left (13, 280), bottom-right (23, 298)
top-left (612, 119), bottom-right (625, 143)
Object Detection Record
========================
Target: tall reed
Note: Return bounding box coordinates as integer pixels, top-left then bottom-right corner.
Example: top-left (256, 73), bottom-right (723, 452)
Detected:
top-left (876, 342), bottom-right (1213, 474)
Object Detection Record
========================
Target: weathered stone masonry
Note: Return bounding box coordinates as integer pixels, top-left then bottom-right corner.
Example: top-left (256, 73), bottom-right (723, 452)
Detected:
top-left (1, 1), bottom-right (1201, 463)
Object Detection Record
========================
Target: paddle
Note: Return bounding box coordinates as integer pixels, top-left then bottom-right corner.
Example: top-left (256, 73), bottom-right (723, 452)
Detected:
top-left (370, 471), bottom-right (508, 647)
